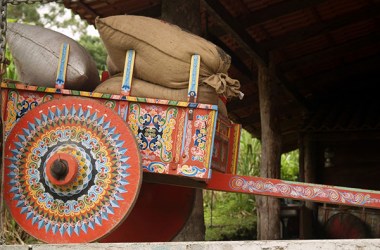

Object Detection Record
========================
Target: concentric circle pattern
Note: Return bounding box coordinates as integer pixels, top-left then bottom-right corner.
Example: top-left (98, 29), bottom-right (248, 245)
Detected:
top-left (43, 144), bottom-right (92, 196)
top-left (4, 98), bottom-right (141, 243)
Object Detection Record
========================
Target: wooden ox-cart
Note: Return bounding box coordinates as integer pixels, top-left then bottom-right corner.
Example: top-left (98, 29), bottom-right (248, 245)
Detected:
top-left (1, 0), bottom-right (380, 244)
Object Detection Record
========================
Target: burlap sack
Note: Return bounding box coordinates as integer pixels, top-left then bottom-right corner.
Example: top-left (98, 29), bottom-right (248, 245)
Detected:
top-left (6, 22), bottom-right (100, 91)
top-left (106, 55), bottom-right (121, 76)
top-left (96, 15), bottom-right (241, 98)
top-left (94, 75), bottom-right (227, 116)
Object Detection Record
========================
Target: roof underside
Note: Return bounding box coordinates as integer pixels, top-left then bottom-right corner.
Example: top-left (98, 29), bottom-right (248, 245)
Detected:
top-left (63, 0), bottom-right (380, 152)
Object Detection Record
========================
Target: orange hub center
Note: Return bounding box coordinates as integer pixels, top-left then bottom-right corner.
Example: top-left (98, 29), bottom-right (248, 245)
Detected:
top-left (46, 153), bottom-right (79, 186)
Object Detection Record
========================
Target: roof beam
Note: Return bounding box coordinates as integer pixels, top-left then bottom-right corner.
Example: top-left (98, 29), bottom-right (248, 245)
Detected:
top-left (294, 53), bottom-right (380, 89)
top-left (262, 4), bottom-right (380, 50)
top-left (130, 4), bottom-right (161, 17)
top-left (70, 0), bottom-right (99, 18)
top-left (202, 0), bottom-right (268, 65)
top-left (202, 0), bottom-right (312, 111)
top-left (240, 0), bottom-right (326, 28)
top-left (279, 32), bottom-right (380, 72)
top-left (227, 97), bottom-right (259, 112)
top-left (207, 32), bottom-right (252, 78)
top-left (89, 2), bottom-right (161, 18)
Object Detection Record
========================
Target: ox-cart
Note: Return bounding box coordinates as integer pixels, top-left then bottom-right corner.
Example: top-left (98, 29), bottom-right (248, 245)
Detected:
top-left (1, 0), bottom-right (380, 244)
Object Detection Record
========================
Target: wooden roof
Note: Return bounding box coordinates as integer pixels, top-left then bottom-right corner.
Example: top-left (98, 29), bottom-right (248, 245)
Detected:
top-left (63, 0), bottom-right (380, 152)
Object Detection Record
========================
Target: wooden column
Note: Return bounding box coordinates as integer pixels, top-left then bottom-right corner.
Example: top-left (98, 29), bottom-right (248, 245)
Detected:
top-left (256, 62), bottom-right (282, 240)
top-left (161, 0), bottom-right (205, 241)
top-left (161, 0), bottom-right (201, 35)
top-left (300, 134), bottom-right (317, 238)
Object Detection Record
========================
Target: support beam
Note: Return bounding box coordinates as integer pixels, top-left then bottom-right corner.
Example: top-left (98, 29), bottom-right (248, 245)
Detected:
top-left (256, 62), bottom-right (282, 240)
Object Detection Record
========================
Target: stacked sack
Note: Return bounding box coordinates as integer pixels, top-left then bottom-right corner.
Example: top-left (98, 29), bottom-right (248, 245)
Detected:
top-left (94, 15), bottom-right (242, 117)
top-left (6, 22), bottom-right (100, 91)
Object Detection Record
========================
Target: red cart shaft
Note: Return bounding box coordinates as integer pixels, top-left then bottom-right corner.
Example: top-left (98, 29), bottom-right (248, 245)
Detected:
top-left (207, 171), bottom-right (380, 209)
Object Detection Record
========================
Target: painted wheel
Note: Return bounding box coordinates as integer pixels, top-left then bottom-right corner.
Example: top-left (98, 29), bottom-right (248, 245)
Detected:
top-left (324, 213), bottom-right (370, 239)
top-left (3, 97), bottom-right (142, 243)
top-left (100, 182), bottom-right (195, 242)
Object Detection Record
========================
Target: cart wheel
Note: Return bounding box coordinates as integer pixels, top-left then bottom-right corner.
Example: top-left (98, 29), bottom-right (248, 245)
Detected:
top-left (3, 97), bottom-right (142, 243)
top-left (100, 182), bottom-right (195, 242)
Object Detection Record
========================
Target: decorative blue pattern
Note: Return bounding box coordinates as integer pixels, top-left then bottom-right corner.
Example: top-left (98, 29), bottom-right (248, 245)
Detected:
top-left (188, 54), bottom-right (200, 100)
top-left (121, 49), bottom-right (135, 94)
top-left (55, 43), bottom-right (69, 88)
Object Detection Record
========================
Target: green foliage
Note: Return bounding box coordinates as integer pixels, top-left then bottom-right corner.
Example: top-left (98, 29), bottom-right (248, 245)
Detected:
top-left (79, 34), bottom-right (107, 72)
top-left (3, 210), bottom-right (39, 245)
top-left (8, 3), bottom-right (84, 32)
top-left (5, 3), bottom-right (106, 72)
top-left (204, 130), bottom-right (300, 240)
top-left (204, 130), bottom-right (259, 240)
top-left (204, 190), bottom-right (257, 241)
top-left (281, 150), bottom-right (299, 181)
top-left (8, 3), bottom-right (43, 25)
top-left (40, 3), bottom-right (90, 39)
top-left (4, 48), bottom-right (17, 80)
top-left (238, 130), bottom-right (261, 176)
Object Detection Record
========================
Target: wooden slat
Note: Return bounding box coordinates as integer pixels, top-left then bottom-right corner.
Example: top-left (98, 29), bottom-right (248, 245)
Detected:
top-left (279, 32), bottom-right (380, 72)
top-left (202, 0), bottom-right (268, 65)
top-left (130, 4), bottom-right (161, 17)
top-left (207, 32), bottom-right (252, 77)
top-left (237, 103), bottom-right (303, 131)
top-left (240, 0), bottom-right (326, 28)
top-left (294, 53), bottom-right (380, 90)
top-left (64, 0), bottom-right (100, 20)
top-left (64, 1), bottom-right (161, 24)
top-left (95, 3), bottom-right (161, 17)
top-left (202, 0), bottom-right (312, 111)
top-left (262, 4), bottom-right (380, 50)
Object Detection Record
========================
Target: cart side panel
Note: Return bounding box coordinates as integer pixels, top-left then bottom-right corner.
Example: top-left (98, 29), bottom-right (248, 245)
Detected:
top-left (1, 84), bottom-right (218, 181)
top-left (212, 115), bottom-right (241, 175)
top-left (124, 102), bottom-right (217, 180)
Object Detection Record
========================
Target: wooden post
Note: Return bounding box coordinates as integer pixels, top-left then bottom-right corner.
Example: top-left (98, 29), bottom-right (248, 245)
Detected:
top-left (161, 0), bottom-right (205, 241)
top-left (161, 0), bottom-right (201, 35)
top-left (300, 134), bottom-right (317, 238)
top-left (256, 61), bottom-right (282, 240)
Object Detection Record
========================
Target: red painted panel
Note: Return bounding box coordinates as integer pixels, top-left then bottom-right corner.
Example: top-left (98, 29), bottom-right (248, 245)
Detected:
top-left (100, 182), bottom-right (195, 242)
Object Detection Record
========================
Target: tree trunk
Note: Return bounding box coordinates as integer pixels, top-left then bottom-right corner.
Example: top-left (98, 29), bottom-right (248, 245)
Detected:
top-left (256, 62), bottom-right (282, 240)
top-left (161, 0), bottom-right (205, 241)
